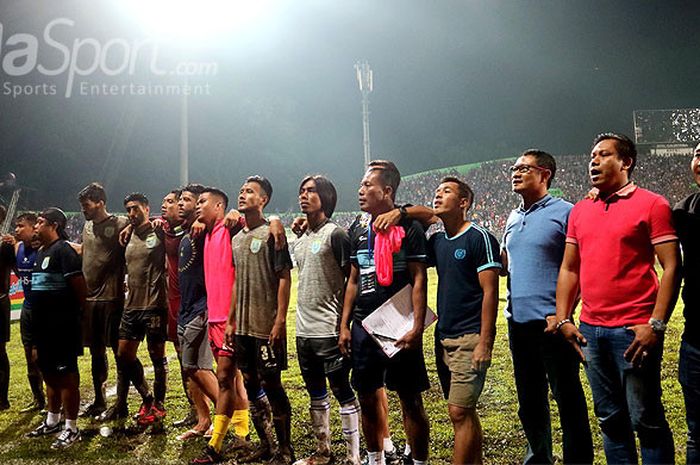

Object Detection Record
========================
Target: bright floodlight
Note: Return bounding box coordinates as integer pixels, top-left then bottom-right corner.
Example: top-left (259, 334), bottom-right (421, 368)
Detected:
top-left (118, 0), bottom-right (274, 45)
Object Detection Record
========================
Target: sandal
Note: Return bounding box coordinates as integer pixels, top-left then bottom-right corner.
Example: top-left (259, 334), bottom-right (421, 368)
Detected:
top-left (176, 428), bottom-right (205, 441)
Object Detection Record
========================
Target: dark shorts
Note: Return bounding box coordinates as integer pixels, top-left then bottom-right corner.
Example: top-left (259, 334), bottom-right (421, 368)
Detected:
top-left (178, 314), bottom-right (213, 371)
top-left (119, 308), bottom-right (167, 343)
top-left (82, 300), bottom-right (123, 348)
top-left (37, 348), bottom-right (80, 375)
top-left (0, 295), bottom-right (9, 343)
top-left (20, 304), bottom-right (35, 347)
top-left (296, 336), bottom-right (348, 379)
top-left (235, 334), bottom-right (287, 377)
top-left (33, 304), bottom-right (82, 375)
top-left (350, 322), bottom-right (430, 395)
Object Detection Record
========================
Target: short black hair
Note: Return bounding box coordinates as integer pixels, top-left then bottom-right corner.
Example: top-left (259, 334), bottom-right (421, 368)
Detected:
top-left (123, 192), bottom-right (149, 207)
top-left (440, 176), bottom-right (474, 212)
top-left (520, 149), bottom-right (557, 188)
top-left (201, 187), bottom-right (229, 210)
top-left (78, 182), bottom-right (106, 203)
top-left (367, 159), bottom-right (401, 200)
top-left (245, 176), bottom-right (273, 207)
top-left (168, 188), bottom-right (182, 198)
top-left (592, 132), bottom-right (637, 176)
top-left (16, 212), bottom-right (37, 224)
top-left (181, 183), bottom-right (206, 197)
top-left (299, 175), bottom-right (338, 218)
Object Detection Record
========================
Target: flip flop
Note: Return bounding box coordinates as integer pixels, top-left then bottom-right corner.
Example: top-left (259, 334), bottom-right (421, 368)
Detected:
top-left (203, 425), bottom-right (214, 439)
top-left (175, 428), bottom-right (205, 441)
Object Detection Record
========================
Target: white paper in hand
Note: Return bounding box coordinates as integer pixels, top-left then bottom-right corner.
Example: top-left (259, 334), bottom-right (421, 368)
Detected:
top-left (361, 284), bottom-right (437, 358)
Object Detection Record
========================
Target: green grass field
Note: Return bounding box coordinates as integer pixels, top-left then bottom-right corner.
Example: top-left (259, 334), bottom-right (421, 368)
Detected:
top-left (0, 268), bottom-right (689, 464)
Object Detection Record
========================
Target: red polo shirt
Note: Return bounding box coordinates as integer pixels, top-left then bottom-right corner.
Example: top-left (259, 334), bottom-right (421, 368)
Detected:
top-left (566, 183), bottom-right (677, 327)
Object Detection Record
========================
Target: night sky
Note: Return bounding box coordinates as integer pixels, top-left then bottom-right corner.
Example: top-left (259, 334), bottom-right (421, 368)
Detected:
top-left (1, 0), bottom-right (699, 212)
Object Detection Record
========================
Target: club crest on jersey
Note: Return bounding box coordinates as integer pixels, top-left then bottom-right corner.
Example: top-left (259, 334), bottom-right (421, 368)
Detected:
top-left (145, 233), bottom-right (157, 249)
top-left (104, 226), bottom-right (115, 238)
top-left (250, 238), bottom-right (262, 254)
top-left (454, 248), bottom-right (466, 260)
top-left (41, 256), bottom-right (50, 269)
top-left (311, 240), bottom-right (322, 254)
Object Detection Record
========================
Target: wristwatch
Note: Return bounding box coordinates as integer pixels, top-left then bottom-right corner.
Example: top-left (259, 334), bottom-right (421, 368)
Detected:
top-left (398, 205), bottom-right (408, 220)
top-left (648, 318), bottom-right (667, 333)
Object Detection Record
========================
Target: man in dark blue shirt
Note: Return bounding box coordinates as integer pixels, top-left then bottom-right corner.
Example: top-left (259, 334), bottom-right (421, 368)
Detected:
top-left (176, 184), bottom-right (219, 440)
top-left (27, 208), bottom-right (86, 449)
top-left (429, 177), bottom-right (500, 465)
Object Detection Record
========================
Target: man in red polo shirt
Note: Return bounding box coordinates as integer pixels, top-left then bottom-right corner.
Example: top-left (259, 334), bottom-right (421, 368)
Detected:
top-left (555, 133), bottom-right (681, 464)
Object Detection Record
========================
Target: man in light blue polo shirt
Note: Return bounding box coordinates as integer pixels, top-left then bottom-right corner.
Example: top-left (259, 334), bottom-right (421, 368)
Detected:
top-left (501, 149), bottom-right (592, 465)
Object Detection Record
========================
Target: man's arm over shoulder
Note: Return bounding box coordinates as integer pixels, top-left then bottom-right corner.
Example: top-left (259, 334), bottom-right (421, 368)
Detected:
top-left (330, 226), bottom-right (351, 277)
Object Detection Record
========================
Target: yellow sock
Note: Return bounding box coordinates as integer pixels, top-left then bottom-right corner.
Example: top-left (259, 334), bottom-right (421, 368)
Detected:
top-left (232, 409), bottom-right (250, 438)
top-left (208, 414), bottom-right (231, 452)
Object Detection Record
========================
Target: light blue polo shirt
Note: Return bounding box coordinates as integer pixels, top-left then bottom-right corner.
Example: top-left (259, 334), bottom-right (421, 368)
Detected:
top-left (502, 195), bottom-right (572, 323)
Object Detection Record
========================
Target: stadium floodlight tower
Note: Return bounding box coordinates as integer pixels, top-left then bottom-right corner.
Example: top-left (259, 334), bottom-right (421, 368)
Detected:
top-left (355, 60), bottom-right (373, 169)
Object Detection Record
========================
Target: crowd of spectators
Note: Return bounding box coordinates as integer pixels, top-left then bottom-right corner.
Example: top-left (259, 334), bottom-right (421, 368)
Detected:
top-left (27, 153), bottom-right (697, 242)
top-left (396, 153), bottom-right (696, 235)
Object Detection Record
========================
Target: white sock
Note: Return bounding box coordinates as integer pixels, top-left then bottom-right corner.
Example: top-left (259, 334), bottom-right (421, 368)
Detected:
top-left (404, 443), bottom-right (412, 456)
top-left (383, 437), bottom-right (395, 454)
top-left (340, 400), bottom-right (361, 461)
top-left (310, 393), bottom-right (331, 455)
top-left (368, 451), bottom-right (385, 465)
top-left (47, 411), bottom-right (61, 426)
top-left (64, 419), bottom-right (77, 432)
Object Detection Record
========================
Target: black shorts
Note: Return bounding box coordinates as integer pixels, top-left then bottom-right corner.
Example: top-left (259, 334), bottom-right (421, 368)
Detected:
top-left (119, 308), bottom-right (167, 343)
top-left (37, 348), bottom-right (80, 375)
top-left (235, 334), bottom-right (287, 377)
top-left (296, 336), bottom-right (348, 379)
top-left (82, 300), bottom-right (123, 348)
top-left (20, 304), bottom-right (35, 347)
top-left (350, 322), bottom-right (430, 395)
top-left (33, 305), bottom-right (82, 375)
top-left (0, 295), bottom-right (9, 343)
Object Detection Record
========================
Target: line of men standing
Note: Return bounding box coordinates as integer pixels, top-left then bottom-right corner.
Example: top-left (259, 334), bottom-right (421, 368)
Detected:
top-left (0, 134), bottom-right (698, 464)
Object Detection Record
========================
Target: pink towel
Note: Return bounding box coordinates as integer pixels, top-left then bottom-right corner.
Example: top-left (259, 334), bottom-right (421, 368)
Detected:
top-left (372, 224), bottom-right (406, 286)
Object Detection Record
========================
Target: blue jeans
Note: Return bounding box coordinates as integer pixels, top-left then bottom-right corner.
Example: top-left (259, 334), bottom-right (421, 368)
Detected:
top-left (680, 339), bottom-right (700, 464)
top-left (579, 322), bottom-right (674, 464)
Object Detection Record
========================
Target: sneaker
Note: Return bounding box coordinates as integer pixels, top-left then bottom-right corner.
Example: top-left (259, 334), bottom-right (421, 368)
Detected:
top-left (385, 449), bottom-right (402, 465)
top-left (134, 400), bottom-right (153, 425)
top-left (173, 408), bottom-right (197, 428)
top-left (20, 399), bottom-right (46, 413)
top-left (97, 404), bottom-right (129, 422)
top-left (293, 451), bottom-right (332, 465)
top-left (51, 428), bottom-right (81, 450)
top-left (150, 403), bottom-right (167, 422)
top-left (401, 451), bottom-right (412, 465)
top-left (79, 401), bottom-right (106, 418)
top-left (26, 420), bottom-right (63, 438)
top-left (191, 445), bottom-right (225, 465)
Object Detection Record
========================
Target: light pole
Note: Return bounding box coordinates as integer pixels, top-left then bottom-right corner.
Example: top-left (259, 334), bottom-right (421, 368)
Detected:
top-left (355, 60), bottom-right (373, 169)
top-left (180, 77), bottom-right (189, 185)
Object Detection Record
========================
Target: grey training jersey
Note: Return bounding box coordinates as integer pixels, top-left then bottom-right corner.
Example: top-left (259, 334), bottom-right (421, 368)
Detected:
top-left (292, 220), bottom-right (350, 338)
